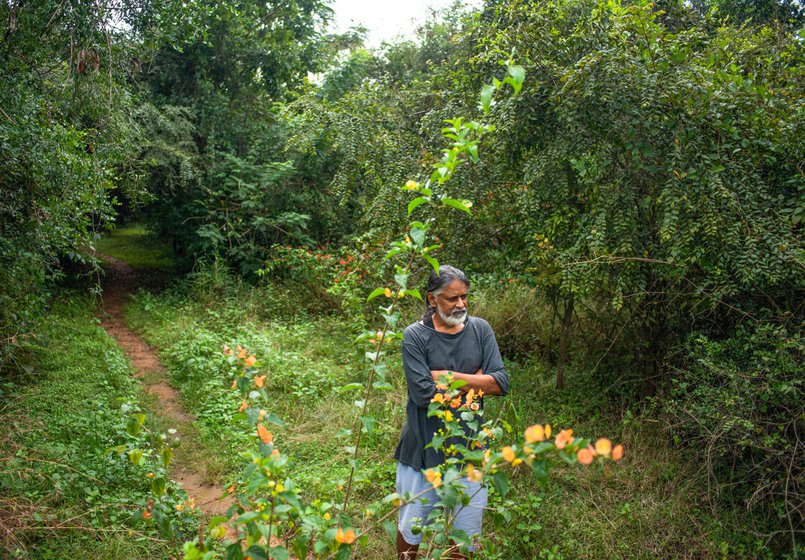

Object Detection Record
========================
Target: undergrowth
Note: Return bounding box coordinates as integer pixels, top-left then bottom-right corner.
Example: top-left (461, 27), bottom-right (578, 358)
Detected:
top-left (121, 270), bottom-right (779, 559)
top-left (0, 296), bottom-right (190, 559)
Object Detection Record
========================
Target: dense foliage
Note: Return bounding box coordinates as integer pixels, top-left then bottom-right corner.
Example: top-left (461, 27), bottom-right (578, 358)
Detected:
top-left (2, 0), bottom-right (803, 556)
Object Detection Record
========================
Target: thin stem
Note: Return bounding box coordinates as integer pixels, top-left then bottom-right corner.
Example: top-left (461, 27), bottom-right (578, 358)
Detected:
top-left (343, 252), bottom-right (416, 510)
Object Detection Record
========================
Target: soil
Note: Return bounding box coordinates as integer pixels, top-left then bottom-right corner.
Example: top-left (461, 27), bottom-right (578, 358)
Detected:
top-left (97, 255), bottom-right (234, 520)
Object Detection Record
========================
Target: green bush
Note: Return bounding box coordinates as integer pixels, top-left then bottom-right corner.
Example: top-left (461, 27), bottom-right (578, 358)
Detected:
top-left (661, 322), bottom-right (803, 552)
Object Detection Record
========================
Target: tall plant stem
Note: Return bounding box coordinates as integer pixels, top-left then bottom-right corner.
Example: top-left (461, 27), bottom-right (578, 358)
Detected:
top-left (342, 253), bottom-right (416, 510)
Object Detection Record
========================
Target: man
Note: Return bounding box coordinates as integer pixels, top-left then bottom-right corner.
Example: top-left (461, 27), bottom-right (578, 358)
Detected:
top-left (394, 265), bottom-right (509, 559)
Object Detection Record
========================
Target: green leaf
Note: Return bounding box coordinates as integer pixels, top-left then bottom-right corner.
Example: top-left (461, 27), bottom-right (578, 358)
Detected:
top-left (128, 448), bottom-right (143, 466)
top-left (506, 64), bottom-right (525, 94)
top-left (366, 287), bottom-right (386, 302)
top-left (408, 196), bottom-right (429, 217)
top-left (423, 254), bottom-right (440, 274)
top-left (490, 471), bottom-right (510, 497)
top-left (339, 383), bottom-right (364, 392)
top-left (150, 476), bottom-right (167, 497)
top-left (403, 289), bottom-right (422, 301)
top-left (161, 447), bottom-right (173, 469)
top-left (441, 196), bottom-right (473, 214)
top-left (126, 414), bottom-right (146, 436)
top-left (480, 84), bottom-right (496, 115)
top-left (410, 227), bottom-right (426, 247)
top-left (269, 547), bottom-right (290, 560)
top-left (360, 415), bottom-right (376, 434)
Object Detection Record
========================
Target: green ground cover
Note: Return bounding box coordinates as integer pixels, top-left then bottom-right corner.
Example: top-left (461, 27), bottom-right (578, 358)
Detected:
top-left (0, 296), bottom-right (194, 559)
top-left (96, 225), bottom-right (176, 272)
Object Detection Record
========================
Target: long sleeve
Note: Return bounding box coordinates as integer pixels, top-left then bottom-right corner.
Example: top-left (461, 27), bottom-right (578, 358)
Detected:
top-left (401, 335), bottom-right (436, 409)
top-left (480, 320), bottom-right (509, 396)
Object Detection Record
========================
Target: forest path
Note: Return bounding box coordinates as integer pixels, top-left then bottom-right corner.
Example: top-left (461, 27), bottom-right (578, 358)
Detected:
top-left (97, 255), bottom-right (235, 525)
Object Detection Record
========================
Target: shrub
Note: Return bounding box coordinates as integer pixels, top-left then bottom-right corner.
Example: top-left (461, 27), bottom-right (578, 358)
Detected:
top-left (661, 322), bottom-right (803, 552)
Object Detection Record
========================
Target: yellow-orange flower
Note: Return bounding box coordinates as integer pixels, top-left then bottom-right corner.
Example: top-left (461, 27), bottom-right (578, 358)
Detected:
top-left (424, 468), bottom-right (442, 488)
top-left (612, 444), bottom-right (624, 461)
top-left (335, 528), bottom-right (356, 544)
top-left (595, 438), bottom-right (612, 457)
top-left (466, 389), bottom-right (476, 403)
top-left (450, 398), bottom-right (462, 409)
top-left (258, 409), bottom-right (267, 420)
top-left (431, 393), bottom-right (445, 404)
top-left (231, 379), bottom-right (237, 390)
top-left (577, 447), bottom-right (594, 465)
top-left (555, 429), bottom-right (574, 449)
top-left (257, 424), bottom-right (273, 444)
top-left (443, 410), bottom-right (454, 423)
top-left (245, 355), bottom-right (257, 367)
top-left (238, 400), bottom-right (248, 412)
top-left (467, 463), bottom-right (483, 483)
top-left (502, 446), bottom-right (516, 463)
top-left (545, 424), bottom-right (552, 439)
top-left (524, 424), bottom-right (545, 443)
top-left (436, 382), bottom-right (449, 392)
top-left (254, 375), bottom-right (266, 388)
top-left (384, 288), bottom-right (392, 298)
top-left (405, 180), bottom-right (419, 190)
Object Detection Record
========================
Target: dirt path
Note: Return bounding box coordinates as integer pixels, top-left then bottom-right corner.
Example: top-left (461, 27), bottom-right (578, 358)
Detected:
top-left (98, 255), bottom-right (234, 520)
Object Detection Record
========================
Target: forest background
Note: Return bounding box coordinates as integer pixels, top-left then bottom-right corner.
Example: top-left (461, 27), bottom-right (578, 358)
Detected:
top-left (0, 0), bottom-right (803, 558)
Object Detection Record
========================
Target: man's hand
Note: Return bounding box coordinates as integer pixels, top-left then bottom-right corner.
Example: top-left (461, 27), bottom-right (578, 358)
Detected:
top-left (430, 369), bottom-right (503, 396)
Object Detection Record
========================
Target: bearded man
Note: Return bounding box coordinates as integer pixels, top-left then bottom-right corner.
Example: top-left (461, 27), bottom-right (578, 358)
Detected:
top-left (394, 265), bottom-right (509, 559)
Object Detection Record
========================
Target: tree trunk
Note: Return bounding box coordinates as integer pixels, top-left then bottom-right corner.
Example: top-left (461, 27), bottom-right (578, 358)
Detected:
top-left (556, 295), bottom-right (574, 390)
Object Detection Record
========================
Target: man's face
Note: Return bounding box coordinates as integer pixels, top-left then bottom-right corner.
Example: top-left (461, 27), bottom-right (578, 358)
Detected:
top-left (430, 280), bottom-right (469, 327)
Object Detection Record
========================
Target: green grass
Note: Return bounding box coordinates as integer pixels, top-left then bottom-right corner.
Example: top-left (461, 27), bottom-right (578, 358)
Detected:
top-left (95, 224), bottom-right (176, 272)
top-left (0, 296), bottom-right (184, 559)
top-left (120, 274), bottom-right (779, 559)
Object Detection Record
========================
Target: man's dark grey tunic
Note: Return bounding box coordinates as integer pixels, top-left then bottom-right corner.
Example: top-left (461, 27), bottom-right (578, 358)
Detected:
top-left (394, 315), bottom-right (509, 471)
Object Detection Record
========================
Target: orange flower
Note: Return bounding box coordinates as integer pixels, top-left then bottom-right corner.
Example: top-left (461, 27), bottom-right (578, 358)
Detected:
top-left (450, 398), bottom-right (462, 409)
top-left (424, 468), bottom-right (442, 488)
top-left (544, 424), bottom-right (552, 439)
top-left (431, 393), bottom-right (445, 404)
top-left (435, 382), bottom-right (449, 392)
top-left (245, 355), bottom-right (257, 367)
top-left (466, 389), bottom-right (476, 403)
top-left (228, 484), bottom-right (236, 493)
top-left (335, 528), bottom-right (356, 544)
top-left (223, 344), bottom-right (233, 356)
top-left (612, 444), bottom-right (624, 461)
top-left (254, 375), bottom-right (266, 388)
top-left (555, 429), bottom-right (574, 449)
top-left (384, 288), bottom-right (392, 298)
top-left (237, 346), bottom-right (247, 359)
top-left (257, 424), bottom-right (273, 444)
top-left (502, 446), bottom-right (516, 463)
top-left (594, 438), bottom-right (612, 457)
top-left (238, 400), bottom-right (248, 412)
top-left (524, 424), bottom-right (545, 444)
top-left (142, 510), bottom-right (152, 519)
top-left (467, 463), bottom-right (483, 483)
top-left (577, 447), bottom-right (594, 465)
top-left (230, 379), bottom-right (237, 390)
top-left (469, 402), bottom-right (480, 411)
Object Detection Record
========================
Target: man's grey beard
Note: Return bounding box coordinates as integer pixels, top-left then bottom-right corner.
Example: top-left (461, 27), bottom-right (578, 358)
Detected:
top-left (437, 306), bottom-right (467, 327)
